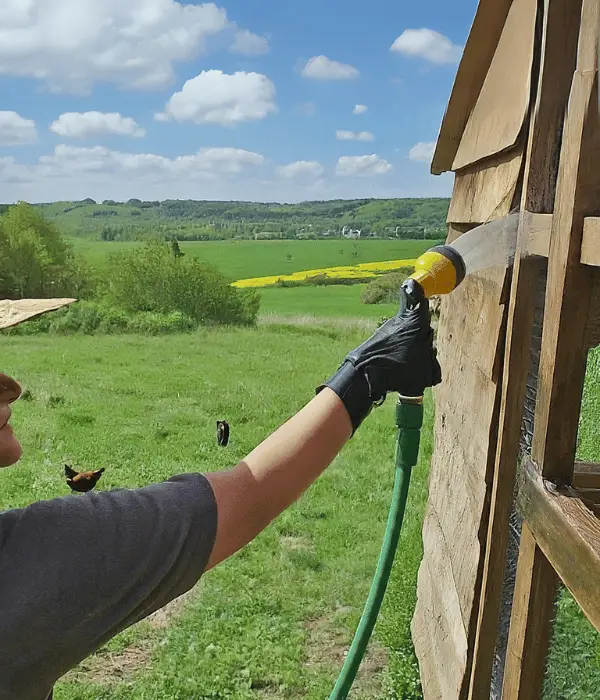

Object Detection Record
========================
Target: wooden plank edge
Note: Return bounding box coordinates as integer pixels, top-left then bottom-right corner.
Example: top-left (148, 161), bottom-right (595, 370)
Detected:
top-left (573, 461), bottom-right (600, 488)
top-left (521, 213), bottom-right (600, 267)
top-left (518, 458), bottom-right (600, 631)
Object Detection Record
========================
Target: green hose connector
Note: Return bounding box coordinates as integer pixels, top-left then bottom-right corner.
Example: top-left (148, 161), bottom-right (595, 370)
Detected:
top-left (329, 397), bottom-right (423, 700)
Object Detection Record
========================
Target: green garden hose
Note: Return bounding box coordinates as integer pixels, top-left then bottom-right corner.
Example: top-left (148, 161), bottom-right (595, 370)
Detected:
top-left (329, 397), bottom-right (424, 700)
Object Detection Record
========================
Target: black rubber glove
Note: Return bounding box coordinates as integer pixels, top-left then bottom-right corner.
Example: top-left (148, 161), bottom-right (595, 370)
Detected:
top-left (317, 278), bottom-right (442, 434)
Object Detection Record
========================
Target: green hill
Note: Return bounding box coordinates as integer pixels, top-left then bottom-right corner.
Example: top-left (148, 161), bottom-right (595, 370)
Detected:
top-left (31, 198), bottom-right (450, 241)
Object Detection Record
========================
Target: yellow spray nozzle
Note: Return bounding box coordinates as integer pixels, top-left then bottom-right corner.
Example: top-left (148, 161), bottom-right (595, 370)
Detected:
top-left (409, 245), bottom-right (466, 298)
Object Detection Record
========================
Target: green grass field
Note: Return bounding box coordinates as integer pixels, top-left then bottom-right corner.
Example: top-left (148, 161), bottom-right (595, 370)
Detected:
top-left (72, 238), bottom-right (434, 281)
top-left (259, 285), bottom-right (398, 321)
top-left (1, 329), bottom-right (432, 700)
top-left (2, 233), bottom-right (599, 698)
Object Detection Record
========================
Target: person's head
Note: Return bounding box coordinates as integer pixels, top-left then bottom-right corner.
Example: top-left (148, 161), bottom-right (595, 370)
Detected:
top-left (0, 297), bottom-right (76, 467)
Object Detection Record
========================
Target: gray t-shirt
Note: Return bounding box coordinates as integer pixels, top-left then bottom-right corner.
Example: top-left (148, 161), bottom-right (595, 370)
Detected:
top-left (0, 473), bottom-right (218, 700)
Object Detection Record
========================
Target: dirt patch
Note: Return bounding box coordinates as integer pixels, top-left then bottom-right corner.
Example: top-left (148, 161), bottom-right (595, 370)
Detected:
top-left (147, 586), bottom-right (197, 629)
top-left (304, 608), bottom-right (388, 699)
top-left (279, 535), bottom-right (314, 551)
top-left (65, 641), bottom-right (153, 686)
top-left (259, 313), bottom-right (377, 333)
top-left (65, 588), bottom-right (198, 685)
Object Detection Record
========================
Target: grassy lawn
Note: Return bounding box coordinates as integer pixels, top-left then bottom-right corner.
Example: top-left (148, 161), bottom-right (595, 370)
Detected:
top-left (1, 329), bottom-right (430, 699)
top-left (258, 285), bottom-right (398, 321)
top-left (71, 238), bottom-right (433, 281)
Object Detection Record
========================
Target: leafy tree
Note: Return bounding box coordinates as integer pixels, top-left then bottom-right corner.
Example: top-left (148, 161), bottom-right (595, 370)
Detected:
top-left (0, 202), bottom-right (94, 298)
top-left (105, 240), bottom-right (258, 326)
top-left (169, 238), bottom-right (184, 258)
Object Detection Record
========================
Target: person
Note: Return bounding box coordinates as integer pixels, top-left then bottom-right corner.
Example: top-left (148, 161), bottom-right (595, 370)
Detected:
top-left (0, 282), bottom-right (441, 700)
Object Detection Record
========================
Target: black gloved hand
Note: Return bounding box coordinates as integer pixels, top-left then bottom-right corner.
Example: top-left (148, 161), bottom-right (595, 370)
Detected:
top-left (317, 278), bottom-right (442, 434)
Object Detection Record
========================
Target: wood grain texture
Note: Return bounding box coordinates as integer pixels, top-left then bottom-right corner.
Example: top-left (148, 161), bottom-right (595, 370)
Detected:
top-left (501, 525), bottom-right (558, 700)
top-left (519, 458), bottom-right (600, 630)
top-left (573, 462), bottom-right (600, 488)
top-left (452, 0), bottom-right (537, 171)
top-left (531, 57), bottom-right (599, 477)
top-left (412, 265), bottom-right (508, 700)
top-left (582, 217), bottom-right (600, 265)
top-left (503, 2), bottom-right (600, 698)
top-left (447, 147), bottom-right (524, 224)
top-left (468, 0), bottom-right (584, 692)
top-left (523, 213), bottom-right (552, 257)
top-left (431, 0), bottom-right (513, 175)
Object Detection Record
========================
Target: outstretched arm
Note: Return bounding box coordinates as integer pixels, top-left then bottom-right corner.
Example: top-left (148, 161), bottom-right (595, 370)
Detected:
top-left (205, 388), bottom-right (351, 569)
top-left (205, 279), bottom-right (441, 571)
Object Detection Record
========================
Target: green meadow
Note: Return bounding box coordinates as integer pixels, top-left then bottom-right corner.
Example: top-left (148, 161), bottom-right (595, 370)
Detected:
top-left (2, 230), bottom-right (599, 698)
top-left (72, 237), bottom-right (434, 281)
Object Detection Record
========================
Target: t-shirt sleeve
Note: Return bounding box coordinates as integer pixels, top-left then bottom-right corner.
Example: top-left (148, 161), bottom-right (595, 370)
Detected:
top-left (0, 473), bottom-right (218, 696)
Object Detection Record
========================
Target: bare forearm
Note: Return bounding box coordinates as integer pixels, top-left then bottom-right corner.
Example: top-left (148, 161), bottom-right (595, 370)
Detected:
top-left (205, 388), bottom-right (351, 569)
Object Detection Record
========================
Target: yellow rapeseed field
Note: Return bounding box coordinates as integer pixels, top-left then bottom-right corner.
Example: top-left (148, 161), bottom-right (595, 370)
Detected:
top-left (232, 259), bottom-right (417, 288)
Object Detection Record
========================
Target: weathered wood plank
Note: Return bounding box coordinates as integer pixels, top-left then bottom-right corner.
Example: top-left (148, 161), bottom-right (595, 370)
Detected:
top-left (519, 458), bottom-right (600, 630)
top-left (467, 0), bottom-right (583, 692)
top-left (519, 214), bottom-right (600, 266)
top-left (531, 61), bottom-right (598, 478)
top-left (432, 0), bottom-right (513, 175)
top-left (523, 213), bottom-right (552, 257)
top-left (413, 261), bottom-right (508, 700)
top-left (503, 1), bottom-right (600, 698)
top-left (573, 461), bottom-right (600, 489)
top-left (447, 148), bottom-right (523, 224)
top-left (501, 526), bottom-right (558, 700)
top-left (453, 0), bottom-right (537, 171)
top-left (582, 217), bottom-right (600, 265)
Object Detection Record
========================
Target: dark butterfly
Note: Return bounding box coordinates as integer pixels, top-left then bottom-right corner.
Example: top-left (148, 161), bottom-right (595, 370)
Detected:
top-left (217, 420), bottom-right (230, 447)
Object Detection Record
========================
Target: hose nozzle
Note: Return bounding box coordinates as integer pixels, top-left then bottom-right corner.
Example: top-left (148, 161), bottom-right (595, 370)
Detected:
top-left (409, 245), bottom-right (466, 298)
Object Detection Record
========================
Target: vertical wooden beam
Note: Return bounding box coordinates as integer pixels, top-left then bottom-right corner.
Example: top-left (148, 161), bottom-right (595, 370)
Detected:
top-left (467, 0), bottom-right (583, 697)
top-left (501, 526), bottom-right (558, 699)
top-left (503, 0), bottom-right (600, 697)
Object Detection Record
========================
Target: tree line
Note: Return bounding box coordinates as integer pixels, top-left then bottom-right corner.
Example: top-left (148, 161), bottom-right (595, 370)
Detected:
top-left (35, 197), bottom-right (450, 242)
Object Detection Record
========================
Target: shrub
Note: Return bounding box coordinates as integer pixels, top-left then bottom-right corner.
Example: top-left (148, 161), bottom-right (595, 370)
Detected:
top-left (49, 302), bottom-right (102, 334)
top-left (8, 302), bottom-right (198, 336)
top-left (104, 240), bottom-right (259, 326)
top-left (127, 311), bottom-right (196, 335)
top-left (96, 307), bottom-right (130, 334)
top-left (360, 269), bottom-right (413, 305)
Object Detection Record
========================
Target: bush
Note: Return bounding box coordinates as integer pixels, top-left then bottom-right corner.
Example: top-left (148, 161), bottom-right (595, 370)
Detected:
top-left (360, 269), bottom-right (413, 305)
top-left (104, 240), bottom-right (259, 326)
top-left (97, 307), bottom-right (130, 334)
top-left (7, 302), bottom-right (198, 336)
top-left (126, 311), bottom-right (196, 335)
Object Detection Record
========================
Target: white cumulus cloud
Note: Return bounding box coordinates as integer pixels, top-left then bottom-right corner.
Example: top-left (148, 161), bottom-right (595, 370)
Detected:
top-left (157, 70), bottom-right (277, 126)
top-left (37, 144), bottom-right (265, 179)
top-left (50, 112), bottom-right (146, 139)
top-left (391, 29), bottom-right (463, 65)
top-left (408, 141), bottom-right (436, 163)
top-left (353, 104), bottom-right (368, 115)
top-left (336, 154), bottom-right (392, 177)
top-left (230, 29), bottom-right (269, 55)
top-left (0, 111), bottom-right (37, 145)
top-left (336, 130), bottom-right (374, 142)
top-left (276, 160), bottom-right (324, 183)
top-left (301, 56), bottom-right (360, 80)
top-left (0, 0), bottom-right (235, 93)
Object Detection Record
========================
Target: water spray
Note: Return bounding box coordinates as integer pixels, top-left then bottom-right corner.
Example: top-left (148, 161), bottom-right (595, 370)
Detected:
top-left (403, 212), bottom-right (520, 299)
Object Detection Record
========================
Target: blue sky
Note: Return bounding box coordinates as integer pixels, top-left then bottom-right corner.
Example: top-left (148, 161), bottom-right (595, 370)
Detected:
top-left (0, 0), bottom-right (477, 203)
